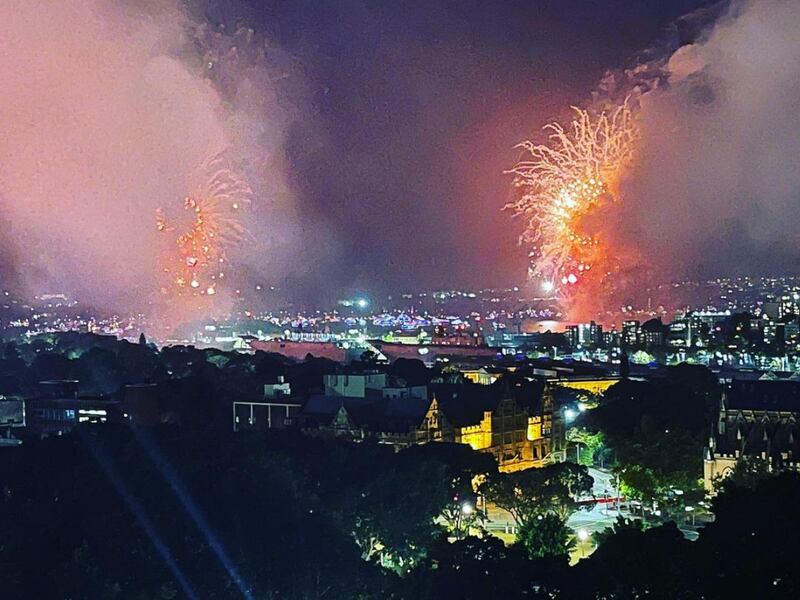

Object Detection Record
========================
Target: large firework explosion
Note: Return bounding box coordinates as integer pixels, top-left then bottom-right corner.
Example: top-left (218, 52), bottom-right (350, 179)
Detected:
top-left (507, 101), bottom-right (636, 319)
top-left (156, 151), bottom-right (252, 317)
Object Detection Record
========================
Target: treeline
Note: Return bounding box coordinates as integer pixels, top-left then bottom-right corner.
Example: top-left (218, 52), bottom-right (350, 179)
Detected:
top-left (1, 426), bottom-right (799, 599)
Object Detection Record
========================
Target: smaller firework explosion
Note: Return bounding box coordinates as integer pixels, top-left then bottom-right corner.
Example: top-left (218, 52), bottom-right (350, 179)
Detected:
top-left (507, 101), bottom-right (635, 315)
top-left (156, 152), bottom-right (252, 308)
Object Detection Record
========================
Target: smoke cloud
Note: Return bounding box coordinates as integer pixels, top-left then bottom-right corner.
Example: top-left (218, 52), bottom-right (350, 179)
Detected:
top-left (0, 0), bottom-right (312, 326)
top-left (616, 0), bottom-right (800, 290)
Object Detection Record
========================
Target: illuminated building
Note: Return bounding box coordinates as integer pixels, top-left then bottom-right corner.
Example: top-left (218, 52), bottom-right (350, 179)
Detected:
top-left (462, 367), bottom-right (505, 386)
top-left (785, 321), bottom-right (800, 348)
top-left (668, 316), bottom-right (690, 347)
top-left (554, 377), bottom-right (620, 396)
top-left (621, 320), bottom-right (641, 347)
top-left (641, 318), bottom-right (666, 348)
top-left (0, 396), bottom-right (24, 446)
top-left (418, 375), bottom-right (561, 471)
top-left (374, 340), bottom-right (498, 363)
top-left (25, 380), bottom-right (120, 436)
top-left (566, 321), bottom-right (603, 348)
top-left (264, 376), bottom-right (292, 400)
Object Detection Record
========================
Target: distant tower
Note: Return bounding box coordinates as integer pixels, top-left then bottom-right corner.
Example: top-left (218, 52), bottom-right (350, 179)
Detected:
top-left (138, 332), bottom-right (147, 346)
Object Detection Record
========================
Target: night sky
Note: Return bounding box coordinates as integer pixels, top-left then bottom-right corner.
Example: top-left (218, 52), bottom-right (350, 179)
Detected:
top-left (199, 0), bottom-right (717, 299)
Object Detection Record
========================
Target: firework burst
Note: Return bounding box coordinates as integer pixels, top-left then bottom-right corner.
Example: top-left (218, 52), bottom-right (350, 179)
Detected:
top-left (157, 151), bottom-right (252, 304)
top-left (507, 101), bottom-right (635, 314)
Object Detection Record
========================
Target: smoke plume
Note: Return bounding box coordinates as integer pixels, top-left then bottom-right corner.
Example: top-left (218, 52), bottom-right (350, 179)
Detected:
top-left (0, 0), bottom-right (310, 327)
top-left (615, 0), bottom-right (800, 292)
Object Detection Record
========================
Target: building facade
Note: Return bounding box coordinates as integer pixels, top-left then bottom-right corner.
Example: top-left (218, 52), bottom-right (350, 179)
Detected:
top-left (417, 377), bottom-right (560, 471)
top-left (704, 379), bottom-right (800, 491)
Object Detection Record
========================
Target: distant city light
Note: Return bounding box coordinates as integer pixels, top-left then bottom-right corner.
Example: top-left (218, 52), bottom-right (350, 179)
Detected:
top-left (541, 280), bottom-right (554, 292)
top-left (356, 298), bottom-right (369, 309)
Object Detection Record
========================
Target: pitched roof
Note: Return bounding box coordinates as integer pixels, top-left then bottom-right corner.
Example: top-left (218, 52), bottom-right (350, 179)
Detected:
top-left (727, 379), bottom-right (800, 412)
top-left (301, 394), bottom-right (429, 433)
top-left (429, 374), bottom-right (548, 427)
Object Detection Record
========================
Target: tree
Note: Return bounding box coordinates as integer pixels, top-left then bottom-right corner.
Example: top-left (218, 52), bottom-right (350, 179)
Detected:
top-left (481, 462), bottom-right (593, 526)
top-left (566, 427), bottom-right (606, 466)
top-left (401, 443), bottom-right (496, 539)
top-left (404, 535), bottom-right (557, 599)
top-left (592, 515), bottom-right (646, 546)
top-left (696, 472), bottom-right (800, 598)
top-left (582, 378), bottom-right (707, 514)
top-left (713, 455), bottom-right (770, 494)
top-left (572, 522), bottom-right (693, 599)
top-left (518, 514), bottom-right (574, 559)
top-left (389, 358), bottom-right (434, 386)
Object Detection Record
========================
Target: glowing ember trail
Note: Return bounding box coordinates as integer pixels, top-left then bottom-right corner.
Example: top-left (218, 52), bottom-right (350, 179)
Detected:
top-left (507, 102), bottom-right (635, 318)
top-left (156, 152), bottom-right (252, 316)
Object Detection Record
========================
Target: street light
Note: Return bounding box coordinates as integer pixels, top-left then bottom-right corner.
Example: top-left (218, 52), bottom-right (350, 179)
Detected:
top-left (461, 501), bottom-right (474, 516)
top-left (577, 528), bottom-right (590, 559)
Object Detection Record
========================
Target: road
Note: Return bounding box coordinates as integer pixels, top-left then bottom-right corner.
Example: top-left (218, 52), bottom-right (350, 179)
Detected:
top-left (481, 466), bottom-right (701, 561)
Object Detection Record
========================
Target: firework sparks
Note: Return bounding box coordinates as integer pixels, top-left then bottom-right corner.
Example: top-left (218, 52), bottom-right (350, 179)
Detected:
top-left (507, 101), bottom-right (635, 313)
top-left (157, 152), bottom-right (252, 304)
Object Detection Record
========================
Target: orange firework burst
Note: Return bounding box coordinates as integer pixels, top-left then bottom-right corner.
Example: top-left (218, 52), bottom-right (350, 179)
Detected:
top-left (507, 101), bottom-right (635, 315)
top-left (157, 152), bottom-right (252, 306)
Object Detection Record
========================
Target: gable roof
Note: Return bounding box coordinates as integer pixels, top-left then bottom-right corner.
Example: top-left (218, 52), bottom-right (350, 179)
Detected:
top-left (428, 374), bottom-right (548, 427)
top-left (727, 380), bottom-right (800, 412)
top-left (301, 394), bottom-right (429, 433)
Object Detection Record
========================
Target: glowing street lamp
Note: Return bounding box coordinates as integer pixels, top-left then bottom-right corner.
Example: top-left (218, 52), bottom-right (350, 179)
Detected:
top-left (577, 528), bottom-right (590, 558)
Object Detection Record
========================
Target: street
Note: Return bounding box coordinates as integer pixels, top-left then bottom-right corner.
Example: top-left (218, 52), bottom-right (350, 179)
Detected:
top-left (481, 466), bottom-right (701, 562)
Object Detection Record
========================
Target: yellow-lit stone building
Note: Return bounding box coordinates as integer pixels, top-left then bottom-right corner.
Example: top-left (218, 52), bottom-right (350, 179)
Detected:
top-left (554, 377), bottom-right (620, 396)
top-left (417, 375), bottom-right (561, 471)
